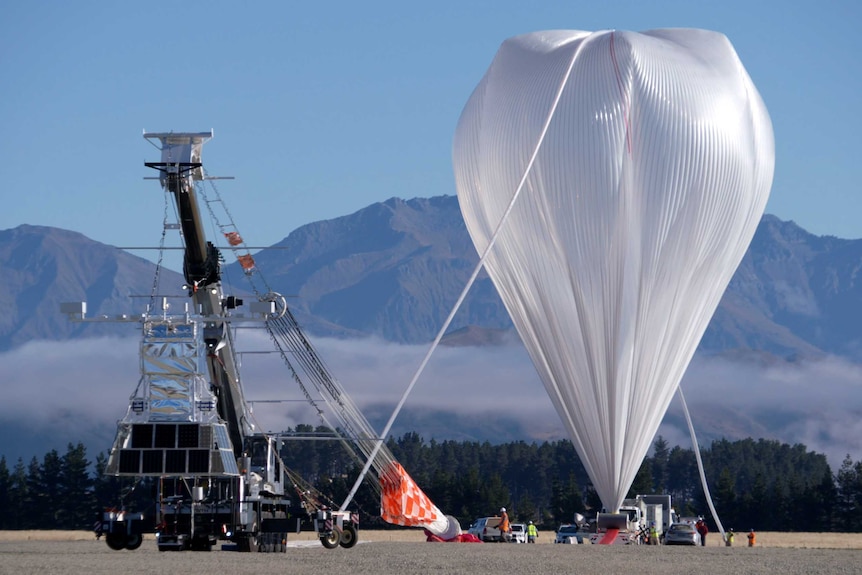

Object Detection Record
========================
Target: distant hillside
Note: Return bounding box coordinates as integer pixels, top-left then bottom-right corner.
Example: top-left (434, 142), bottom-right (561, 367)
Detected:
top-left (2, 210), bottom-right (862, 465)
top-left (3, 197), bottom-right (862, 362)
top-left (717, 216), bottom-right (862, 359)
top-left (0, 225), bottom-right (184, 350)
top-left (224, 197), bottom-right (862, 361)
top-left (227, 196), bottom-right (507, 343)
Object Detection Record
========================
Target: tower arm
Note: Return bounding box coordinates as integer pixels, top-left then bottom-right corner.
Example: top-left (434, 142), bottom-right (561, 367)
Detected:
top-left (143, 131), bottom-right (218, 289)
top-left (144, 131), bottom-right (252, 458)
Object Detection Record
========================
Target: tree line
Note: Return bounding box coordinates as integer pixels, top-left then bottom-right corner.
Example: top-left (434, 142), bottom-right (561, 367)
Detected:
top-left (1, 430), bottom-right (861, 532)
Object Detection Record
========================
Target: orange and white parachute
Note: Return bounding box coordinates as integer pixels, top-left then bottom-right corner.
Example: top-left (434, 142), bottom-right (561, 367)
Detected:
top-left (379, 462), bottom-right (460, 540)
top-left (380, 462), bottom-right (439, 526)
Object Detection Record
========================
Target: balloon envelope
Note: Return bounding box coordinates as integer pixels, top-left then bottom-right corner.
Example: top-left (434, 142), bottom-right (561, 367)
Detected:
top-left (453, 29), bottom-right (773, 512)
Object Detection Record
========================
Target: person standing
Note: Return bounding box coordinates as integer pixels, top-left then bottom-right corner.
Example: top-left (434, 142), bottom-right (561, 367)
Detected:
top-left (696, 518), bottom-right (708, 546)
top-left (726, 528), bottom-right (735, 546)
top-left (748, 529), bottom-right (756, 547)
top-left (527, 520), bottom-right (538, 543)
top-left (649, 522), bottom-right (660, 545)
top-left (498, 507), bottom-right (510, 542)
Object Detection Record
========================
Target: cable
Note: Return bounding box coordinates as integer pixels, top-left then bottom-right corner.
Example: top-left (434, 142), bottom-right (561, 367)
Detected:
top-left (340, 44), bottom-right (584, 511)
top-left (199, 170), bottom-right (393, 499)
top-left (678, 385), bottom-right (726, 543)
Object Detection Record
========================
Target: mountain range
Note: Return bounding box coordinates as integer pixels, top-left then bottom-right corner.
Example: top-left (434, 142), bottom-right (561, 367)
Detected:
top-left (4, 195), bottom-right (861, 360)
top-left (1, 196), bottom-right (861, 466)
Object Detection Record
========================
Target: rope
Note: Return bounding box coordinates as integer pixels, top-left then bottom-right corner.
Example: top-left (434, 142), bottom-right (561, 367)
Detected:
top-left (678, 385), bottom-right (726, 542)
top-left (199, 172), bottom-right (391, 498)
top-left (145, 143), bottom-right (380, 516)
top-left (340, 43), bottom-right (583, 510)
top-left (146, 191), bottom-right (171, 313)
top-left (126, 191), bottom-right (173, 403)
top-left (244, 396), bottom-right (361, 512)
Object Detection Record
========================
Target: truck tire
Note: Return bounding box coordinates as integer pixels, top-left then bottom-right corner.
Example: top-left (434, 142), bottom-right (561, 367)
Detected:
top-left (239, 532), bottom-right (259, 553)
top-left (190, 537), bottom-right (212, 551)
top-left (105, 533), bottom-right (127, 551)
top-left (259, 514), bottom-right (275, 552)
top-left (320, 527), bottom-right (341, 549)
top-left (338, 525), bottom-right (357, 549)
top-left (274, 511), bottom-right (287, 552)
top-left (125, 534), bottom-right (143, 550)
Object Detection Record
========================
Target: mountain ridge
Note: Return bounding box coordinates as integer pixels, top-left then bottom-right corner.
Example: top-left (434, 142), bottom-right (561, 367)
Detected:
top-left (3, 198), bottom-right (862, 361)
top-left (1, 201), bottom-right (861, 465)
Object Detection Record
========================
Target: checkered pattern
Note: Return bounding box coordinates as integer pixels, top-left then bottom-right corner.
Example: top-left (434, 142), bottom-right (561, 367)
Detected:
top-left (236, 254), bottom-right (255, 271)
top-left (379, 462), bottom-right (439, 526)
top-left (223, 232), bottom-right (244, 246)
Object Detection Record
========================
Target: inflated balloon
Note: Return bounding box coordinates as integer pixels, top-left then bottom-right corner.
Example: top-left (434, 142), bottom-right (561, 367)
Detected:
top-left (453, 29), bottom-right (773, 512)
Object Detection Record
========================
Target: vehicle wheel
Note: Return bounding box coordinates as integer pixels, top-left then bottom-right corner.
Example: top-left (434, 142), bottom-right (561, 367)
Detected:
top-left (125, 534), bottom-right (143, 550)
top-left (239, 529), bottom-right (259, 553)
top-left (338, 524), bottom-right (358, 548)
top-left (249, 533), bottom-right (260, 553)
top-left (320, 527), bottom-right (341, 549)
top-left (191, 537), bottom-right (212, 552)
top-left (105, 533), bottom-right (127, 551)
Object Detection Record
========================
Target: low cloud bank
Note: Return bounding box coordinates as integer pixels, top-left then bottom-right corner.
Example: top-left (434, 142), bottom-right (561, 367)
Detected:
top-left (1, 335), bottom-right (859, 469)
top-left (672, 354), bottom-right (862, 467)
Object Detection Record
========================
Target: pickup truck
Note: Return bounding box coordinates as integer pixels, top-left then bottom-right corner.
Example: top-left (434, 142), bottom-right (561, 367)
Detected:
top-left (466, 517), bottom-right (505, 542)
top-left (509, 523), bottom-right (527, 543)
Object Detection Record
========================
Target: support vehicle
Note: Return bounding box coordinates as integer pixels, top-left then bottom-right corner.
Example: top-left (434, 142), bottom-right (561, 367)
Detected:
top-left (588, 494), bottom-right (677, 545)
top-left (664, 522), bottom-right (701, 546)
top-left (554, 524), bottom-right (586, 544)
top-left (509, 523), bottom-right (527, 543)
top-left (65, 132), bottom-right (358, 551)
top-left (466, 516), bottom-right (504, 542)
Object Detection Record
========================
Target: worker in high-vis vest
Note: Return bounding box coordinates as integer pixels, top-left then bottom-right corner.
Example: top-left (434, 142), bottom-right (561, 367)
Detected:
top-left (649, 522), bottom-right (660, 545)
top-left (748, 529), bottom-right (756, 547)
top-left (527, 521), bottom-right (538, 543)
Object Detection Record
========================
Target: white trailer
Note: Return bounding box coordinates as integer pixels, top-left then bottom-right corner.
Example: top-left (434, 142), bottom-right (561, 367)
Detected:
top-left (588, 494), bottom-right (676, 545)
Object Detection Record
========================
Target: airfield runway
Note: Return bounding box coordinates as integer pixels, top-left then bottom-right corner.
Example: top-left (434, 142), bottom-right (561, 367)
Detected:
top-left (0, 534), bottom-right (860, 575)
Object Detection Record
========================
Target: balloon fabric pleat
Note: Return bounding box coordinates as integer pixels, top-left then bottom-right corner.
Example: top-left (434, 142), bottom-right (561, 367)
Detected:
top-left (453, 29), bottom-right (774, 513)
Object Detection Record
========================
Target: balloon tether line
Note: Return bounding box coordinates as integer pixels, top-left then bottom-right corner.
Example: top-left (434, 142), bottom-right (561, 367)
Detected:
top-left (340, 47), bottom-right (584, 511)
top-left (678, 385), bottom-right (726, 542)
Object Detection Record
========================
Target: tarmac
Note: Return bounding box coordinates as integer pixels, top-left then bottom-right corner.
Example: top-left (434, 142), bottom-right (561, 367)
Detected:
top-left (1, 537), bottom-right (860, 575)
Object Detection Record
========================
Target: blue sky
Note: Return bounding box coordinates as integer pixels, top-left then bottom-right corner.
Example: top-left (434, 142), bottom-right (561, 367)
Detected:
top-left (1, 0), bottom-right (860, 266)
top-left (2, 1), bottom-right (862, 469)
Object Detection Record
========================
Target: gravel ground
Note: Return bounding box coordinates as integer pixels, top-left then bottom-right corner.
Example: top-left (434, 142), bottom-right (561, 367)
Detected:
top-left (0, 538), bottom-right (860, 575)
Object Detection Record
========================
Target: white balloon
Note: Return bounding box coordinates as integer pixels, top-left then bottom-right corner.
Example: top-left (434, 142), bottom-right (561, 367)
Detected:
top-left (453, 29), bottom-right (773, 512)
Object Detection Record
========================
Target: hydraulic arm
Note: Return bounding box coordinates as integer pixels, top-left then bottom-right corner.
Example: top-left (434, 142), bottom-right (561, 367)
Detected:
top-left (143, 131), bottom-right (250, 458)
